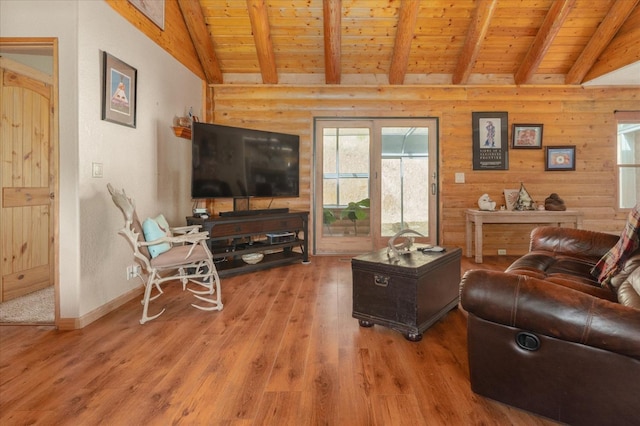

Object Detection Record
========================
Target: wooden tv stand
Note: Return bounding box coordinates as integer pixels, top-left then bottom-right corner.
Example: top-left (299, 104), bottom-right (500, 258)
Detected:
top-left (186, 211), bottom-right (309, 277)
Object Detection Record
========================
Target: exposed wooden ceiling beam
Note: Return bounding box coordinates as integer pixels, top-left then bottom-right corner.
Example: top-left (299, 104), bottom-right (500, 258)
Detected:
top-left (565, 0), bottom-right (639, 84)
top-left (515, 0), bottom-right (577, 85)
top-left (323, 0), bottom-right (342, 84)
top-left (452, 0), bottom-right (498, 85)
top-left (177, 0), bottom-right (223, 84)
top-left (389, 0), bottom-right (419, 85)
top-left (247, 0), bottom-right (278, 84)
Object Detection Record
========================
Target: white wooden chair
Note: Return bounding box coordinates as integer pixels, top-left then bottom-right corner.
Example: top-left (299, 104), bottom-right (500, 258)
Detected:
top-left (108, 184), bottom-right (223, 324)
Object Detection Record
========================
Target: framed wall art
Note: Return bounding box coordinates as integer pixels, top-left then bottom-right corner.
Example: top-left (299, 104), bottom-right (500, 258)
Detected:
top-left (102, 52), bottom-right (137, 128)
top-left (472, 112), bottom-right (509, 170)
top-left (128, 0), bottom-right (165, 30)
top-left (512, 124), bottom-right (543, 149)
top-left (546, 146), bottom-right (576, 171)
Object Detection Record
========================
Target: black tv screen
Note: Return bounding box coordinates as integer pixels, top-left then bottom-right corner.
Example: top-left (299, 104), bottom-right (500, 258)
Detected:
top-left (191, 122), bottom-right (300, 199)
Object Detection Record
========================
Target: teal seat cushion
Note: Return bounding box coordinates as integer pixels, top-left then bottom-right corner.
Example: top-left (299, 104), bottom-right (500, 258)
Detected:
top-left (142, 214), bottom-right (171, 258)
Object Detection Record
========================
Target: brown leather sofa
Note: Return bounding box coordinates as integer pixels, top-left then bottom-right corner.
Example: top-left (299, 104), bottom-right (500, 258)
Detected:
top-left (460, 226), bottom-right (640, 426)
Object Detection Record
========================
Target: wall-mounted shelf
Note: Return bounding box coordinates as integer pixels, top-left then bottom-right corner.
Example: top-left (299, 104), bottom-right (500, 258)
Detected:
top-left (172, 126), bottom-right (191, 139)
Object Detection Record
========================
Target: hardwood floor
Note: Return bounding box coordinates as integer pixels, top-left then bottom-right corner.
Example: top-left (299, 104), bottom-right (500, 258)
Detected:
top-left (0, 255), bottom-right (558, 425)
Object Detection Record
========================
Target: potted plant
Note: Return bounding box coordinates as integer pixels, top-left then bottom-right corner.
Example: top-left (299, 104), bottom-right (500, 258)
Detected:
top-left (323, 208), bottom-right (337, 235)
top-left (340, 198), bottom-right (370, 235)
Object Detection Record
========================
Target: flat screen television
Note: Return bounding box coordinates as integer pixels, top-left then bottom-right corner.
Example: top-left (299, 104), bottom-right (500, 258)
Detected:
top-left (191, 122), bottom-right (300, 199)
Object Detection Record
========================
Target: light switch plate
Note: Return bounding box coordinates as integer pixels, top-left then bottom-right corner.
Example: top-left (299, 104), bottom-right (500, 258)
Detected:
top-left (92, 162), bottom-right (104, 178)
top-left (454, 172), bottom-right (465, 183)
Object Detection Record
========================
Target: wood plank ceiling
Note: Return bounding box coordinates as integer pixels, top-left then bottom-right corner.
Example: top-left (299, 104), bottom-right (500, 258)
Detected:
top-left (174, 0), bottom-right (640, 86)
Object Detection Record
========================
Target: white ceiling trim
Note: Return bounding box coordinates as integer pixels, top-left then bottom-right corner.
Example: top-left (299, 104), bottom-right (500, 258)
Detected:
top-left (583, 61), bottom-right (640, 86)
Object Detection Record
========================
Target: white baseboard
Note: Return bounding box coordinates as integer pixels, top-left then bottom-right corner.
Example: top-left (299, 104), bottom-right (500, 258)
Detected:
top-left (57, 286), bottom-right (143, 330)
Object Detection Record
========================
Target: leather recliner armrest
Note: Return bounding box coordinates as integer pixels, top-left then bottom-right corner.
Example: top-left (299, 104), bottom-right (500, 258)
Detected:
top-left (460, 269), bottom-right (640, 360)
top-left (529, 226), bottom-right (619, 259)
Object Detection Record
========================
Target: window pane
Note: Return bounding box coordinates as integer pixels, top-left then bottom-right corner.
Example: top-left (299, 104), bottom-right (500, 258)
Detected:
top-left (381, 157), bottom-right (429, 236)
top-left (323, 129), bottom-right (337, 173)
top-left (323, 178), bottom-right (337, 205)
top-left (617, 122), bottom-right (640, 209)
top-left (619, 166), bottom-right (640, 209)
top-left (338, 128), bottom-right (370, 174)
top-left (340, 178), bottom-right (369, 205)
top-left (618, 125), bottom-right (640, 165)
top-left (320, 125), bottom-right (371, 239)
top-left (403, 157), bottom-right (429, 228)
top-left (381, 127), bottom-right (429, 236)
top-left (381, 127), bottom-right (429, 156)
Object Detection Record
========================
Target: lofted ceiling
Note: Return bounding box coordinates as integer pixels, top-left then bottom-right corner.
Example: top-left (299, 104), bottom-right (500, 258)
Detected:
top-left (179, 0), bottom-right (640, 86)
top-left (115, 0), bottom-right (640, 86)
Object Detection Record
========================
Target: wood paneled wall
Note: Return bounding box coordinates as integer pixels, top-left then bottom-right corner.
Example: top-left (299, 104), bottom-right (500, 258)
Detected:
top-left (105, 0), bottom-right (205, 80)
top-left (209, 84), bottom-right (639, 255)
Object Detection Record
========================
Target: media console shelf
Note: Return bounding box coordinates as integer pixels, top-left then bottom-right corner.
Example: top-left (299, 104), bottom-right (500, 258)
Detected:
top-left (186, 211), bottom-right (309, 277)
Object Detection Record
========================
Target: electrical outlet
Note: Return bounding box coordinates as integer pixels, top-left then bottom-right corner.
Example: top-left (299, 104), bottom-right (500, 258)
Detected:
top-left (498, 249), bottom-right (507, 255)
top-left (126, 265), bottom-right (140, 280)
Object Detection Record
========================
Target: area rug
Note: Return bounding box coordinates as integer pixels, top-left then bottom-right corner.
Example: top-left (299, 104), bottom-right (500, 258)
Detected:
top-left (0, 286), bottom-right (55, 324)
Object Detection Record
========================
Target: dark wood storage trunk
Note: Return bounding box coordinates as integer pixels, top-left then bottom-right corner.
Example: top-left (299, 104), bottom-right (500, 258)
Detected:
top-left (351, 246), bottom-right (462, 341)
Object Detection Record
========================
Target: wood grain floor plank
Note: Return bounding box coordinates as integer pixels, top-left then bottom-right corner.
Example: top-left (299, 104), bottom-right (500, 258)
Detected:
top-left (0, 256), bottom-right (559, 425)
top-left (296, 256), bottom-right (341, 425)
top-left (372, 393), bottom-right (425, 426)
top-left (264, 265), bottom-right (316, 392)
top-left (253, 391), bottom-right (302, 426)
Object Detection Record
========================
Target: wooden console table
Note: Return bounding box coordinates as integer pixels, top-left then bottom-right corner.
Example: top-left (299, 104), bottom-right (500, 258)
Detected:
top-left (465, 209), bottom-right (583, 263)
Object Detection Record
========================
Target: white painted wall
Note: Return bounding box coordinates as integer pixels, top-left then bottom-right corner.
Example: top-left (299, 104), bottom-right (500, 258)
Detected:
top-left (1, 1), bottom-right (202, 321)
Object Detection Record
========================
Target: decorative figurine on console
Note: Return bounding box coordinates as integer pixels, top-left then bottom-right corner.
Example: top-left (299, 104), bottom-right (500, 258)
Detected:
top-left (477, 194), bottom-right (496, 211)
top-left (387, 229), bottom-right (425, 260)
top-left (545, 193), bottom-right (567, 211)
top-left (515, 183), bottom-right (536, 211)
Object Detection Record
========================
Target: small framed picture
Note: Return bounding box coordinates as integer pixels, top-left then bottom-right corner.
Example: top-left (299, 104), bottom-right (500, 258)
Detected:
top-left (128, 0), bottom-right (165, 30)
top-left (512, 124), bottom-right (543, 149)
top-left (472, 111), bottom-right (509, 170)
top-left (546, 146), bottom-right (576, 171)
top-left (102, 52), bottom-right (137, 128)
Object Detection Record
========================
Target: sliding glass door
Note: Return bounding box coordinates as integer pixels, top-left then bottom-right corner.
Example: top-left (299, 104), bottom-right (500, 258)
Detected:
top-left (314, 118), bottom-right (438, 254)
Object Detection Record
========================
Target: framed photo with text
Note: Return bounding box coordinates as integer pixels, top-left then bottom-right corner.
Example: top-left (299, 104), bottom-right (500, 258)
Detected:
top-left (546, 146), bottom-right (576, 171)
top-left (472, 112), bottom-right (509, 170)
top-left (512, 124), bottom-right (543, 149)
top-left (102, 52), bottom-right (137, 128)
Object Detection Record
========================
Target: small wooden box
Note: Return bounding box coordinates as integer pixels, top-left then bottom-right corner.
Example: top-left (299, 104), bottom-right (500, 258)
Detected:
top-left (351, 246), bottom-right (462, 341)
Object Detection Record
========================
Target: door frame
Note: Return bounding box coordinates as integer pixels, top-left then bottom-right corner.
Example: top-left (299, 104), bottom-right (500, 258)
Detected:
top-left (0, 37), bottom-right (59, 325)
top-left (372, 118), bottom-right (439, 248)
top-left (312, 117), bottom-right (439, 255)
